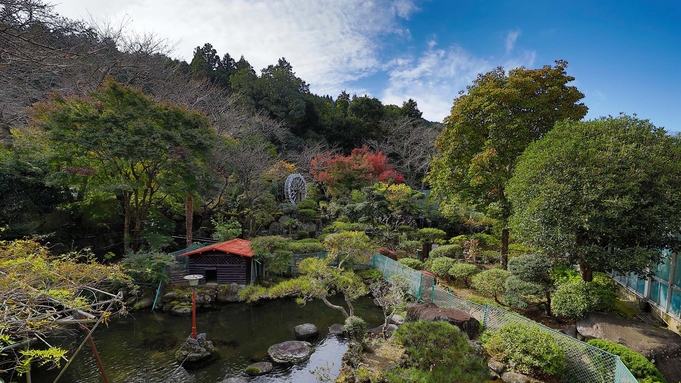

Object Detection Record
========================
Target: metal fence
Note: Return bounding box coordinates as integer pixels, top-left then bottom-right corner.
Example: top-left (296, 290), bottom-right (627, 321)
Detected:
top-left (371, 254), bottom-right (638, 383)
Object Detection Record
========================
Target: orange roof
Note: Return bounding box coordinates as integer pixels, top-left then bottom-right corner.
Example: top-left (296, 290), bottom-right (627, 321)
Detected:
top-left (178, 238), bottom-right (254, 258)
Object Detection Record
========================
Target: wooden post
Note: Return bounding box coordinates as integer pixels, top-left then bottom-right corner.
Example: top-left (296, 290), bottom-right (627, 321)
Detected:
top-left (191, 288), bottom-right (198, 339)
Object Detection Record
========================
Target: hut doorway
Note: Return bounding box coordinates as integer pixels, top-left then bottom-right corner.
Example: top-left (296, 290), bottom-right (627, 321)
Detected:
top-left (205, 268), bottom-right (218, 283)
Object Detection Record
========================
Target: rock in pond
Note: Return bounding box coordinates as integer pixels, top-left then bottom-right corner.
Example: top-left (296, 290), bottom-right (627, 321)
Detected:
top-left (294, 323), bottom-right (319, 340)
top-left (246, 361), bottom-right (273, 375)
top-left (406, 302), bottom-right (480, 339)
top-left (221, 378), bottom-right (249, 383)
top-left (175, 333), bottom-right (214, 366)
top-left (328, 323), bottom-right (345, 335)
top-left (268, 340), bottom-right (313, 364)
top-left (170, 305), bottom-right (192, 316)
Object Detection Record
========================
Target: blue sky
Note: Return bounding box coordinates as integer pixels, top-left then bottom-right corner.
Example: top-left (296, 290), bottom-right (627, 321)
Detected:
top-left (53, 0), bottom-right (681, 131)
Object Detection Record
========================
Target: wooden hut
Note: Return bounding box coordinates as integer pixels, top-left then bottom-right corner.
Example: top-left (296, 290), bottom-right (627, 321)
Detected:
top-left (177, 239), bottom-right (254, 285)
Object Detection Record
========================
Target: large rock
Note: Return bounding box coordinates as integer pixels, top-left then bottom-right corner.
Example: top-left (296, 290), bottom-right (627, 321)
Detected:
top-left (170, 305), bottom-right (192, 316)
top-left (246, 361), bottom-right (272, 375)
top-left (406, 302), bottom-right (480, 339)
top-left (577, 312), bottom-right (681, 383)
top-left (501, 371), bottom-right (544, 383)
top-left (328, 323), bottom-right (345, 335)
top-left (217, 283), bottom-right (243, 303)
top-left (268, 340), bottom-right (313, 364)
top-left (221, 378), bottom-right (249, 383)
top-left (175, 333), bottom-right (214, 364)
top-left (367, 324), bottom-right (398, 336)
top-left (294, 323), bottom-right (319, 340)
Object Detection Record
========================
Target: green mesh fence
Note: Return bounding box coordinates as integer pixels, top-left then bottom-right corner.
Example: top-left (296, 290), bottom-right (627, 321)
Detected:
top-left (370, 254), bottom-right (638, 383)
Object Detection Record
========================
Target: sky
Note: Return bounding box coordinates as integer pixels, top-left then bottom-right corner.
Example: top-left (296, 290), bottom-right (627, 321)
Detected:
top-left (51, 0), bottom-right (681, 131)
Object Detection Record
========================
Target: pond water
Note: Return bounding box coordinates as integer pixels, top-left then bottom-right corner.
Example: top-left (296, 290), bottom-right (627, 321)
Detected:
top-left (31, 297), bottom-right (384, 383)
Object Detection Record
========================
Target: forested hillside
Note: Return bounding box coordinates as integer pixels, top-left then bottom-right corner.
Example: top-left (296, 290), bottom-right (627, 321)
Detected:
top-left (0, 0), bottom-right (440, 251)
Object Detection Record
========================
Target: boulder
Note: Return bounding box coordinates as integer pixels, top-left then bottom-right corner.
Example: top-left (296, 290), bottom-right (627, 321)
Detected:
top-left (294, 323), bottom-right (319, 340)
top-left (406, 302), bottom-right (480, 339)
top-left (175, 333), bottom-right (214, 364)
top-left (328, 323), bottom-right (345, 335)
top-left (133, 296), bottom-right (154, 310)
top-left (245, 361), bottom-right (272, 375)
top-left (162, 291), bottom-right (178, 303)
top-left (217, 283), bottom-right (243, 303)
top-left (367, 324), bottom-right (398, 336)
top-left (501, 371), bottom-right (543, 383)
top-left (488, 359), bottom-right (506, 378)
top-left (170, 305), bottom-right (192, 316)
top-left (222, 378), bottom-right (249, 383)
top-left (390, 314), bottom-right (405, 326)
top-left (268, 340), bottom-right (313, 364)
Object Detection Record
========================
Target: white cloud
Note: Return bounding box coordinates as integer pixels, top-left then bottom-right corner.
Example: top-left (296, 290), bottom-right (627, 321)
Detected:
top-left (381, 42), bottom-right (536, 122)
top-left (51, 0), bottom-right (420, 96)
top-left (505, 29), bottom-right (520, 54)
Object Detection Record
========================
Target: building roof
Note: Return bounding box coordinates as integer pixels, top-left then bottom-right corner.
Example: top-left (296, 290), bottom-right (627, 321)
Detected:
top-left (178, 238), bottom-right (254, 258)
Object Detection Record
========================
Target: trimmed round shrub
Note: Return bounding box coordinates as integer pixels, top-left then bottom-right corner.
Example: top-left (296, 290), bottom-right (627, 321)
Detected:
top-left (389, 321), bottom-right (489, 383)
top-left (429, 244), bottom-right (464, 259)
top-left (471, 269), bottom-right (510, 303)
top-left (297, 199), bottom-right (318, 210)
top-left (502, 276), bottom-right (544, 310)
top-left (449, 234), bottom-right (468, 245)
top-left (399, 258), bottom-right (423, 270)
top-left (429, 257), bottom-right (457, 278)
top-left (297, 208), bottom-right (317, 222)
top-left (448, 263), bottom-right (480, 287)
top-left (551, 274), bottom-right (617, 319)
top-left (587, 339), bottom-right (667, 383)
top-left (482, 322), bottom-right (565, 376)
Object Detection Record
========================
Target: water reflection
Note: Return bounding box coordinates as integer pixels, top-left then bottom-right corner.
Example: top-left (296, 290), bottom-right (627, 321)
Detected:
top-left (31, 297), bottom-right (383, 383)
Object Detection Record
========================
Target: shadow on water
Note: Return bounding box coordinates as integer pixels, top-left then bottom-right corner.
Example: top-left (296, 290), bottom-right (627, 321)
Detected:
top-left (30, 296), bottom-right (383, 383)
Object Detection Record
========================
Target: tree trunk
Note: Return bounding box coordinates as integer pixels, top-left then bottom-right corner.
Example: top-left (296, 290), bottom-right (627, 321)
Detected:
top-left (321, 296), bottom-right (349, 318)
top-left (185, 194), bottom-right (193, 247)
top-left (580, 263), bottom-right (593, 282)
top-left (500, 227), bottom-right (509, 270)
top-left (123, 194), bottom-right (131, 253)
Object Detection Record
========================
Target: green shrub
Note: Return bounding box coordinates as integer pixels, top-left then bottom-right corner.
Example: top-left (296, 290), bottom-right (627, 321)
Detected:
top-left (429, 257), bottom-right (456, 278)
top-left (297, 208), bottom-right (317, 222)
top-left (415, 228), bottom-right (447, 244)
top-left (587, 339), bottom-right (667, 383)
top-left (288, 241), bottom-right (325, 254)
top-left (551, 274), bottom-right (617, 318)
top-left (502, 276), bottom-right (544, 310)
top-left (471, 269), bottom-right (510, 303)
top-left (429, 244), bottom-right (463, 259)
top-left (297, 199), bottom-right (318, 210)
top-left (344, 316), bottom-right (367, 342)
top-left (398, 258), bottom-right (423, 270)
top-left (277, 202), bottom-right (299, 215)
top-left (357, 269), bottom-right (382, 281)
top-left (389, 321), bottom-right (489, 383)
top-left (508, 243), bottom-right (534, 257)
top-left (449, 234), bottom-right (468, 245)
top-left (448, 263), bottom-right (480, 287)
top-left (482, 322), bottom-right (565, 376)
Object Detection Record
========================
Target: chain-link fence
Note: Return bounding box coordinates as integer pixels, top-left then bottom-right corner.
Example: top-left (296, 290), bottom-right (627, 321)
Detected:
top-left (371, 254), bottom-right (638, 383)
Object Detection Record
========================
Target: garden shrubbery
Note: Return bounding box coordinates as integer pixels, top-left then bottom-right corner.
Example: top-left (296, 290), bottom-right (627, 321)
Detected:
top-left (428, 257), bottom-right (457, 279)
top-left (482, 322), bottom-right (565, 377)
top-left (387, 321), bottom-right (489, 383)
top-left (448, 263), bottom-right (480, 287)
top-left (587, 339), bottom-right (667, 383)
top-left (471, 269), bottom-right (510, 304)
top-left (398, 258), bottom-right (423, 270)
top-left (551, 273), bottom-right (617, 318)
top-left (429, 244), bottom-right (463, 259)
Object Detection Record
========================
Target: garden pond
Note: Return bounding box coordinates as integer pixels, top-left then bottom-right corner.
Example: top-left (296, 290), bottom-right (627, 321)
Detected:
top-left (31, 296), bottom-right (384, 383)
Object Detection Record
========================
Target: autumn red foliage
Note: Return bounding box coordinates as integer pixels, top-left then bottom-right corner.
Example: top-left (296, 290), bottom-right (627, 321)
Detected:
top-left (310, 146), bottom-right (404, 196)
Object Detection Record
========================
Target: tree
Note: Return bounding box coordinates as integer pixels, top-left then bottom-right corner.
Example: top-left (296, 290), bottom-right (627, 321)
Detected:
top-left (310, 146), bottom-right (404, 197)
top-left (427, 60), bottom-right (587, 269)
top-left (33, 79), bottom-right (216, 252)
top-left (0, 239), bottom-right (128, 377)
top-left (370, 275), bottom-right (410, 337)
top-left (507, 115), bottom-right (681, 281)
top-left (323, 231), bottom-right (373, 269)
top-left (503, 253), bottom-right (554, 314)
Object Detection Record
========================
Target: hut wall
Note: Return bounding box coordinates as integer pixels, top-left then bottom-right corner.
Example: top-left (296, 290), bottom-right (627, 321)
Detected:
top-left (188, 253), bottom-right (249, 285)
